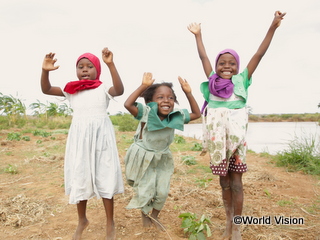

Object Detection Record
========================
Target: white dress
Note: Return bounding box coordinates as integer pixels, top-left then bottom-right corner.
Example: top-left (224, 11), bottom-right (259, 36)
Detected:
top-left (63, 83), bottom-right (124, 204)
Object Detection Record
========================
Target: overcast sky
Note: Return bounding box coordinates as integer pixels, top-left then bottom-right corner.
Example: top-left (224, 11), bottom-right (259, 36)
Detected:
top-left (1, 0), bottom-right (319, 115)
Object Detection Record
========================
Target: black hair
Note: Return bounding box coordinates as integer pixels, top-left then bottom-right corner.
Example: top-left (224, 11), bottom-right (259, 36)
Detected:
top-left (141, 82), bottom-right (179, 104)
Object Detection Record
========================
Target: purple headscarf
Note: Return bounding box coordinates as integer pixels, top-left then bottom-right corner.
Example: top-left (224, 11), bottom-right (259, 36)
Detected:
top-left (209, 49), bottom-right (240, 98)
top-left (201, 49), bottom-right (240, 114)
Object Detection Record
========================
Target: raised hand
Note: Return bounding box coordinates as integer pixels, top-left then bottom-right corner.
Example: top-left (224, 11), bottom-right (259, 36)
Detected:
top-left (102, 47), bottom-right (114, 64)
top-left (142, 72), bottom-right (155, 87)
top-left (42, 53), bottom-right (59, 71)
top-left (272, 11), bottom-right (286, 29)
top-left (187, 22), bottom-right (201, 35)
top-left (178, 76), bottom-right (191, 94)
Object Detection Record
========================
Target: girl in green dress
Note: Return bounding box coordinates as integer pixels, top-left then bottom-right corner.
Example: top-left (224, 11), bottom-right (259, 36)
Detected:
top-left (124, 72), bottom-right (200, 230)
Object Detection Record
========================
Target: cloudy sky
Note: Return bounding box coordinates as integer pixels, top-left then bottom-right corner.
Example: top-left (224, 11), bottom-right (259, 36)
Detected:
top-left (1, 0), bottom-right (319, 115)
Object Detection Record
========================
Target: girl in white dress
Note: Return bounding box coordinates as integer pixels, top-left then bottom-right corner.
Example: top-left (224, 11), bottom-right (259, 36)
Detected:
top-left (41, 48), bottom-right (124, 240)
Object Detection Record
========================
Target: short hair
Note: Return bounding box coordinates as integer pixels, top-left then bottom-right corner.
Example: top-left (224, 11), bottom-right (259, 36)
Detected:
top-left (141, 82), bottom-right (179, 104)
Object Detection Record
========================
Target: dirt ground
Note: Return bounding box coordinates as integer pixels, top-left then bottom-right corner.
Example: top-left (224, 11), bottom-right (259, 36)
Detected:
top-left (0, 129), bottom-right (319, 240)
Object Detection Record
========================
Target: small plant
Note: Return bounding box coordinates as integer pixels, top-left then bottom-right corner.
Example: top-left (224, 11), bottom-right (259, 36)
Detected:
top-left (191, 142), bottom-right (203, 151)
top-left (4, 164), bottom-right (18, 174)
top-left (195, 177), bottom-right (212, 188)
top-left (22, 136), bottom-right (30, 141)
top-left (179, 212), bottom-right (211, 240)
top-left (182, 155), bottom-right (197, 165)
top-left (7, 132), bottom-right (21, 141)
top-left (263, 189), bottom-right (271, 198)
top-left (174, 135), bottom-right (186, 144)
top-left (33, 130), bottom-right (51, 137)
top-left (277, 199), bottom-right (293, 207)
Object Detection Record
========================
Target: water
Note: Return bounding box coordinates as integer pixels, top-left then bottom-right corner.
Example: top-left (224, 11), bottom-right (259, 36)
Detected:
top-left (176, 122), bottom-right (320, 155)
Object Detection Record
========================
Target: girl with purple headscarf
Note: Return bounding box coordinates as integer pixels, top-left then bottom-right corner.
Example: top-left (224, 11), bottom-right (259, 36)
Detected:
top-left (41, 48), bottom-right (124, 240)
top-left (188, 11), bottom-right (286, 240)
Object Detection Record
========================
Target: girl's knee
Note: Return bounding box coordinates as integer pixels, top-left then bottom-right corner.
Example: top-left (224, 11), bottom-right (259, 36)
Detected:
top-left (230, 181), bottom-right (243, 192)
top-left (219, 175), bottom-right (231, 190)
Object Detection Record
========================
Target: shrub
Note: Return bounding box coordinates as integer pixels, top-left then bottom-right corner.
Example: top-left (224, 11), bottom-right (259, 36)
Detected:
top-left (7, 132), bottom-right (21, 141)
top-left (191, 142), bottom-right (202, 151)
top-left (110, 113), bottom-right (139, 132)
top-left (273, 133), bottom-right (320, 175)
top-left (179, 212), bottom-right (211, 240)
top-left (182, 155), bottom-right (197, 165)
top-left (174, 135), bottom-right (186, 144)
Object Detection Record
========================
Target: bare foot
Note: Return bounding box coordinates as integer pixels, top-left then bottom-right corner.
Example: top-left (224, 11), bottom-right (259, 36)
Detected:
top-left (141, 211), bottom-right (152, 227)
top-left (72, 219), bottom-right (89, 240)
top-left (106, 220), bottom-right (116, 240)
top-left (221, 220), bottom-right (232, 239)
top-left (149, 214), bottom-right (165, 231)
top-left (231, 223), bottom-right (242, 240)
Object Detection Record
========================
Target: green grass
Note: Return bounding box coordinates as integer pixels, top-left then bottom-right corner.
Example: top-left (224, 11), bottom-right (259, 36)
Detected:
top-left (272, 133), bottom-right (320, 175)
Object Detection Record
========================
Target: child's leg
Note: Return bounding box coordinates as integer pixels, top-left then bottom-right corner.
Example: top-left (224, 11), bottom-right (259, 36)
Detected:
top-left (150, 208), bottom-right (166, 231)
top-left (230, 172), bottom-right (243, 240)
top-left (102, 197), bottom-right (115, 240)
top-left (73, 200), bottom-right (89, 240)
top-left (141, 211), bottom-right (152, 227)
top-left (219, 174), bottom-right (233, 239)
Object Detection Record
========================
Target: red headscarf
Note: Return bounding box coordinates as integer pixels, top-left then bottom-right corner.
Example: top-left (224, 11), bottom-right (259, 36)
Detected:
top-left (64, 53), bottom-right (102, 94)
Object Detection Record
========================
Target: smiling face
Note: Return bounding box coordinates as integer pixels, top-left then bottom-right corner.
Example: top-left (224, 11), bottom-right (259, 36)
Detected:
top-left (76, 58), bottom-right (98, 80)
top-left (216, 53), bottom-right (238, 79)
top-left (151, 85), bottom-right (175, 120)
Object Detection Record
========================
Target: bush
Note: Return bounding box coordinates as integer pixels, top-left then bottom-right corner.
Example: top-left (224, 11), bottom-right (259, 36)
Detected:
top-left (273, 133), bottom-right (320, 175)
top-left (182, 155), bottom-right (197, 165)
top-left (110, 113), bottom-right (139, 132)
top-left (179, 212), bottom-right (211, 240)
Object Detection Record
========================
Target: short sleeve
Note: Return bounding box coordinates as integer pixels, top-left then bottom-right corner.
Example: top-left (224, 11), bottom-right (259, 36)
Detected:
top-left (182, 109), bottom-right (190, 124)
top-left (134, 102), bottom-right (147, 121)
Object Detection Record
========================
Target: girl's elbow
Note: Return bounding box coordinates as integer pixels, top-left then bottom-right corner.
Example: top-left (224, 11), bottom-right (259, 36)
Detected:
top-left (190, 112), bottom-right (201, 121)
top-left (124, 101), bottom-right (131, 110)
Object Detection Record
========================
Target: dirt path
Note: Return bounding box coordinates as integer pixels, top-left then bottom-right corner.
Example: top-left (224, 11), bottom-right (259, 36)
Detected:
top-left (0, 130), bottom-right (319, 239)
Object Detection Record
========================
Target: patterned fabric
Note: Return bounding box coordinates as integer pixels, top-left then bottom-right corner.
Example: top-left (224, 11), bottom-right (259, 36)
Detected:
top-left (210, 156), bottom-right (247, 176)
top-left (202, 107), bottom-right (248, 176)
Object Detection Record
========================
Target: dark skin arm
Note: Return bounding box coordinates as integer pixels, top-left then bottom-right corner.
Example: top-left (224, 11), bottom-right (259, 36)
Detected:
top-left (124, 73), bottom-right (201, 121)
top-left (101, 48), bottom-right (124, 97)
top-left (124, 72), bottom-right (155, 118)
top-left (41, 52), bottom-right (64, 96)
top-left (188, 10), bottom-right (286, 79)
top-left (178, 76), bottom-right (201, 121)
top-left (41, 48), bottom-right (124, 97)
top-left (187, 23), bottom-right (213, 78)
top-left (246, 11), bottom-right (286, 79)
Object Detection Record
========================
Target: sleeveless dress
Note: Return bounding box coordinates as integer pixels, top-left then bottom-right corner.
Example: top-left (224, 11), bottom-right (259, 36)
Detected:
top-left (63, 83), bottom-right (124, 204)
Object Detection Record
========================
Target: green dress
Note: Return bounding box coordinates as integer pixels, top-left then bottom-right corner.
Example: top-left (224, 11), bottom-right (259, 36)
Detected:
top-left (125, 102), bottom-right (190, 214)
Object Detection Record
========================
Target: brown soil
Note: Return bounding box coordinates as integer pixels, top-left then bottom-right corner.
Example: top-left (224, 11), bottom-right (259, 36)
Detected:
top-left (0, 130), bottom-right (319, 240)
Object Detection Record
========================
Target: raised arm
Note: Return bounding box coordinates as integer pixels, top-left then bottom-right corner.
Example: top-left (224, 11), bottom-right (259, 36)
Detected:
top-left (247, 11), bottom-right (286, 79)
top-left (124, 72), bottom-right (155, 117)
top-left (187, 23), bottom-right (213, 78)
top-left (41, 53), bottom-right (64, 96)
top-left (178, 76), bottom-right (201, 121)
top-left (102, 48), bottom-right (124, 97)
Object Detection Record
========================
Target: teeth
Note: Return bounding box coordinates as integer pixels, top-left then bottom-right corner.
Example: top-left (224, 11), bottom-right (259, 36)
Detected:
top-left (223, 72), bottom-right (231, 75)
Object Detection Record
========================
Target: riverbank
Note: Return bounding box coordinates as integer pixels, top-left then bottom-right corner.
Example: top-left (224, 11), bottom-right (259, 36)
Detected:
top-left (189, 113), bottom-right (320, 124)
top-left (0, 129), bottom-right (319, 239)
